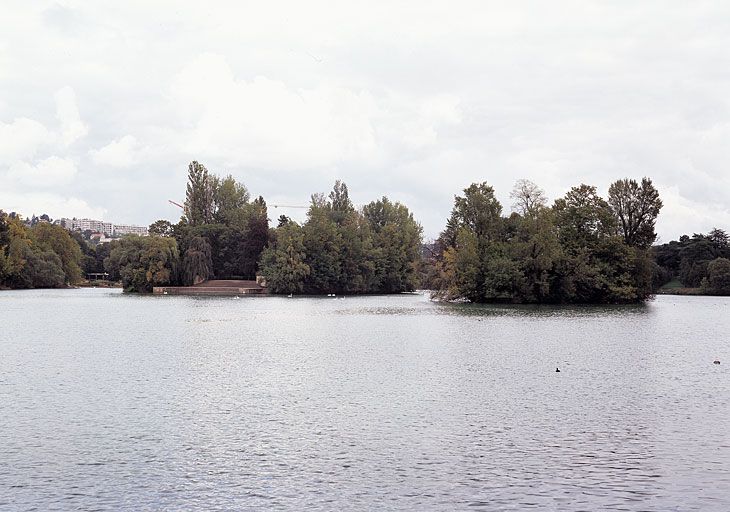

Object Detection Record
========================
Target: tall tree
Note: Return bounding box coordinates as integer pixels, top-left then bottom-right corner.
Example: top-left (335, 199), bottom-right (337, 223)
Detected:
top-left (708, 228), bottom-right (729, 249)
top-left (213, 174), bottom-right (250, 224)
top-left (184, 161), bottom-right (215, 226)
top-left (259, 222), bottom-right (310, 294)
top-left (510, 179), bottom-right (547, 217)
top-left (553, 184), bottom-right (615, 250)
top-left (608, 177), bottom-right (663, 249)
top-left (363, 197), bottom-right (423, 293)
top-left (149, 220), bottom-right (173, 237)
top-left (435, 183), bottom-right (505, 302)
top-left (445, 182), bottom-right (503, 243)
top-left (302, 199), bottom-right (343, 293)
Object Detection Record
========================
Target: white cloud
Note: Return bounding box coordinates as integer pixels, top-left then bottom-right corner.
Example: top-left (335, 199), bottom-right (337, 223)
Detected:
top-left (2, 1), bottom-right (730, 238)
top-left (0, 189), bottom-right (106, 220)
top-left (90, 135), bottom-right (138, 167)
top-left (0, 118), bottom-right (52, 161)
top-left (656, 186), bottom-right (730, 242)
top-left (169, 53), bottom-right (461, 170)
top-left (6, 156), bottom-right (78, 187)
top-left (54, 86), bottom-right (88, 146)
top-left (169, 54), bottom-right (378, 169)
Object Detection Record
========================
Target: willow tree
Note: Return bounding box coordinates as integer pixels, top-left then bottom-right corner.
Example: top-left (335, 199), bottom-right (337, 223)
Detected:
top-left (182, 236), bottom-right (212, 285)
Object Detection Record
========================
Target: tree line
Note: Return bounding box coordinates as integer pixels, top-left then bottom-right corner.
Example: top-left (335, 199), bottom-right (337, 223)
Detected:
top-left (0, 211), bottom-right (84, 288)
top-left (260, 181), bottom-right (422, 294)
top-left (106, 161), bottom-right (422, 294)
top-left (6, 161), bottom-right (727, 302)
top-left (421, 178), bottom-right (663, 303)
top-left (653, 228), bottom-right (730, 294)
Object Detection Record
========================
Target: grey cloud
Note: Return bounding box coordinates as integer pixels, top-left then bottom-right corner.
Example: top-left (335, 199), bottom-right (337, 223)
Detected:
top-left (1, 1), bottom-right (730, 241)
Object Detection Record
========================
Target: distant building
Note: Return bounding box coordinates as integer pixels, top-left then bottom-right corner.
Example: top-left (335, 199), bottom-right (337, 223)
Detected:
top-left (59, 218), bottom-right (114, 236)
top-left (113, 224), bottom-right (149, 236)
top-left (57, 217), bottom-right (148, 237)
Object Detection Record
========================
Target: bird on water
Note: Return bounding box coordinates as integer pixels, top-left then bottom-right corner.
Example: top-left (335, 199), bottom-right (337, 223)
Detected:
top-left (555, 367), bottom-right (561, 373)
top-left (714, 360), bottom-right (721, 365)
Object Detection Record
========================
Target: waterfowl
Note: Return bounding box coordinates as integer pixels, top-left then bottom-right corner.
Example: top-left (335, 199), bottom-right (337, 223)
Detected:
top-left (714, 360), bottom-right (721, 365)
top-left (555, 367), bottom-right (561, 373)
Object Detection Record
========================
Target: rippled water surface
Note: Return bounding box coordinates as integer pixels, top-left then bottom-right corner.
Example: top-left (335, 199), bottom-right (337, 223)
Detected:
top-left (1, 289), bottom-right (729, 510)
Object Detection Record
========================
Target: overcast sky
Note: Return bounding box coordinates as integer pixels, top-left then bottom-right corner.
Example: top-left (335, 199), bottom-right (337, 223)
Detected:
top-left (2, 1), bottom-right (730, 241)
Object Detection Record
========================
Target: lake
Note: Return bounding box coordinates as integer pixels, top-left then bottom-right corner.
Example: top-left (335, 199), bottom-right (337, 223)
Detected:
top-left (1, 289), bottom-right (729, 510)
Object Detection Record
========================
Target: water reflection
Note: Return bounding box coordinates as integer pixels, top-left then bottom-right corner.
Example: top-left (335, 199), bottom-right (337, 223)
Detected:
top-left (1, 289), bottom-right (728, 511)
top-left (437, 299), bottom-right (651, 318)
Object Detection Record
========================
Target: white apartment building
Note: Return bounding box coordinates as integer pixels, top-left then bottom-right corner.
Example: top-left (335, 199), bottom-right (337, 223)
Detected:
top-left (59, 218), bottom-right (148, 237)
top-left (113, 224), bottom-right (149, 236)
top-left (59, 218), bottom-right (114, 236)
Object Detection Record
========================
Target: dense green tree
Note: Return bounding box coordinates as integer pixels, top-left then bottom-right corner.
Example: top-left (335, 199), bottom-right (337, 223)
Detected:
top-left (328, 180), bottom-right (354, 225)
top-left (302, 199), bottom-right (343, 293)
top-left (708, 228), bottom-right (729, 249)
top-left (24, 250), bottom-right (66, 288)
top-left (93, 242), bottom-right (114, 276)
top-left (299, 184), bottom-right (380, 294)
top-left (184, 161), bottom-right (215, 225)
top-left (174, 164), bottom-right (269, 281)
top-left (149, 219), bottom-right (174, 237)
top-left (105, 236), bottom-right (179, 292)
top-left (654, 230), bottom-right (730, 288)
top-left (680, 234), bottom-right (724, 286)
top-left (259, 222), bottom-right (310, 293)
top-left (363, 197), bottom-right (422, 293)
top-left (434, 179), bottom-right (659, 303)
top-left (448, 228), bottom-right (482, 301)
top-left (446, 182), bottom-right (502, 241)
top-left (4, 227), bottom-right (35, 288)
top-left (553, 184), bottom-right (615, 250)
top-left (435, 183), bottom-right (506, 301)
top-left (704, 257), bottom-right (730, 294)
top-left (0, 216), bottom-right (70, 288)
top-left (32, 223), bottom-right (83, 283)
top-left (0, 249), bottom-right (7, 284)
top-left (260, 183), bottom-right (422, 295)
top-left (212, 174), bottom-right (250, 224)
top-left (510, 209), bottom-right (562, 302)
top-left (608, 177), bottom-right (663, 248)
top-left (0, 211), bottom-right (9, 284)
top-left (0, 210), bottom-right (9, 247)
top-left (68, 230), bottom-right (97, 275)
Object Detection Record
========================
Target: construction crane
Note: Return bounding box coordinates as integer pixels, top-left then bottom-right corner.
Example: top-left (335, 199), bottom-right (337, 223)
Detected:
top-left (168, 200), bottom-right (184, 209)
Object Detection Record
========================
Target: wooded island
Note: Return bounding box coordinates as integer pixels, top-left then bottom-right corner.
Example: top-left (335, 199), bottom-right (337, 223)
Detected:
top-left (2, 161), bottom-right (729, 301)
